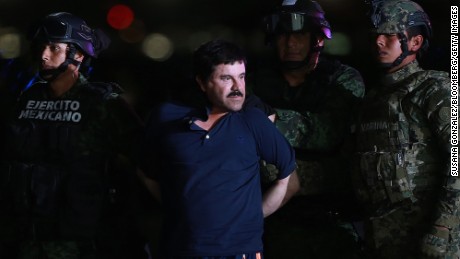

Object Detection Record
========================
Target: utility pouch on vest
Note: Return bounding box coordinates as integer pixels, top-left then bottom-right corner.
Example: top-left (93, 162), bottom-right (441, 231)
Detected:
top-left (358, 152), bottom-right (387, 204)
top-left (0, 162), bottom-right (64, 218)
top-left (379, 152), bottom-right (414, 204)
top-left (358, 151), bottom-right (416, 210)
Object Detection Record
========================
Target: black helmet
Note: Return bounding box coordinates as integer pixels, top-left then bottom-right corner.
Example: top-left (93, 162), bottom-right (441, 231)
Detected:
top-left (32, 12), bottom-right (106, 58)
top-left (32, 12), bottom-right (110, 81)
top-left (264, 0), bottom-right (332, 39)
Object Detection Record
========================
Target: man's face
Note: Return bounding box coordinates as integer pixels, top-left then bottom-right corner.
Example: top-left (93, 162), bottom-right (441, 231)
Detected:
top-left (200, 61), bottom-right (246, 113)
top-left (372, 31), bottom-right (419, 72)
top-left (372, 33), bottom-right (403, 65)
top-left (275, 31), bottom-right (311, 62)
top-left (38, 42), bottom-right (68, 79)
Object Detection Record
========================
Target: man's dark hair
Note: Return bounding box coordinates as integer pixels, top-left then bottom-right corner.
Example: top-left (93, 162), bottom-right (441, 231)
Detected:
top-left (192, 39), bottom-right (247, 83)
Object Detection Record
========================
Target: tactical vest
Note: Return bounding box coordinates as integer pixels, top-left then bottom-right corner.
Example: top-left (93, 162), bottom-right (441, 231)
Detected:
top-left (0, 80), bottom-right (123, 240)
top-left (354, 70), bottom-right (447, 214)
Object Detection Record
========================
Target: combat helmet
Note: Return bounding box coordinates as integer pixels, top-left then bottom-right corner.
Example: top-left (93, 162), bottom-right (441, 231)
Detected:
top-left (264, 0), bottom-right (332, 71)
top-left (369, 0), bottom-right (432, 66)
top-left (31, 12), bottom-right (110, 81)
top-left (264, 0), bottom-right (332, 39)
top-left (33, 13), bottom-right (96, 57)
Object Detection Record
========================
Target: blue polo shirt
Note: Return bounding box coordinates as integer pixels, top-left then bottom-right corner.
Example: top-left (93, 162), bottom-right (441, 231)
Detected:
top-left (141, 101), bottom-right (296, 256)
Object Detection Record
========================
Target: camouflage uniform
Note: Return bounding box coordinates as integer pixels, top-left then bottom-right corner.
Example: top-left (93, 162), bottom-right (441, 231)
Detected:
top-left (0, 75), bottom-right (146, 259)
top-left (248, 57), bottom-right (365, 258)
top-left (352, 0), bottom-right (459, 258)
top-left (249, 57), bottom-right (364, 195)
top-left (353, 60), bottom-right (458, 258)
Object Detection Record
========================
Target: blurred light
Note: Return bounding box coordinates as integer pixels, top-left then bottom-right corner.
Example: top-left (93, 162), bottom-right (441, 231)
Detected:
top-left (119, 19), bottom-right (146, 43)
top-left (0, 31), bottom-right (21, 59)
top-left (107, 4), bottom-right (134, 30)
top-left (323, 32), bottom-right (352, 56)
top-left (142, 33), bottom-right (173, 61)
top-left (150, 26), bottom-right (190, 53)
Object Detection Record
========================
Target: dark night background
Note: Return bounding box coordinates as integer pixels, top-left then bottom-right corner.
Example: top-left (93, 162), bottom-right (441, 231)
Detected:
top-left (0, 0), bottom-right (455, 118)
top-left (0, 0), bottom-right (456, 256)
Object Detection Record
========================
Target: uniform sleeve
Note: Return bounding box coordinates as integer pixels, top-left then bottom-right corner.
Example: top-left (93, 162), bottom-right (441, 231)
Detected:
top-left (274, 65), bottom-right (365, 151)
top-left (419, 75), bottom-right (460, 257)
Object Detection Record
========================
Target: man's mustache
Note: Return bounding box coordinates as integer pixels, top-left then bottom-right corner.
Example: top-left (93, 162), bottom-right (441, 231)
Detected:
top-left (228, 91), bottom-right (243, 97)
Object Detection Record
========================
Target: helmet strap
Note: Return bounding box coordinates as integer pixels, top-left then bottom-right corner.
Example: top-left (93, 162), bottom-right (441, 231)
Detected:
top-left (39, 44), bottom-right (82, 82)
top-left (391, 33), bottom-right (413, 68)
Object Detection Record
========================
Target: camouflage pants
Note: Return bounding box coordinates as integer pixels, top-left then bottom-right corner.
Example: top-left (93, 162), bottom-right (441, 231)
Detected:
top-left (364, 203), bottom-right (460, 259)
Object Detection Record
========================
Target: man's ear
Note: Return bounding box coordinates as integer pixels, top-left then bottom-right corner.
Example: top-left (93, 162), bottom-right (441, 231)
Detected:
top-left (74, 50), bottom-right (85, 62)
top-left (409, 34), bottom-right (423, 52)
top-left (195, 76), bottom-right (206, 92)
top-left (316, 36), bottom-right (325, 47)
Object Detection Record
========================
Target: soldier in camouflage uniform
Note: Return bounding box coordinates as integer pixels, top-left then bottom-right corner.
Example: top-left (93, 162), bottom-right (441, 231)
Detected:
top-left (0, 13), bottom-right (146, 259)
top-left (246, 0), bottom-right (365, 258)
top-left (353, 0), bottom-right (458, 258)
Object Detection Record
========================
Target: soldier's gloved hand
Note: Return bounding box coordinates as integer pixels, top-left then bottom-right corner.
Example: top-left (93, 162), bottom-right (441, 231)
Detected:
top-left (274, 108), bottom-right (308, 149)
top-left (421, 225), bottom-right (449, 258)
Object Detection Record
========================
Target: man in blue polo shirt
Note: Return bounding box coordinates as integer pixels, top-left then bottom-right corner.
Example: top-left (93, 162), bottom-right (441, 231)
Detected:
top-left (139, 39), bottom-right (299, 258)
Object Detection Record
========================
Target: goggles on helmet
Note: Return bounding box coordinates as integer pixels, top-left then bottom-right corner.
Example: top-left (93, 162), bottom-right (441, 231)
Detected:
top-left (39, 19), bottom-right (71, 39)
top-left (265, 12), bottom-right (307, 33)
top-left (32, 13), bottom-right (96, 58)
top-left (264, 11), bottom-right (331, 39)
